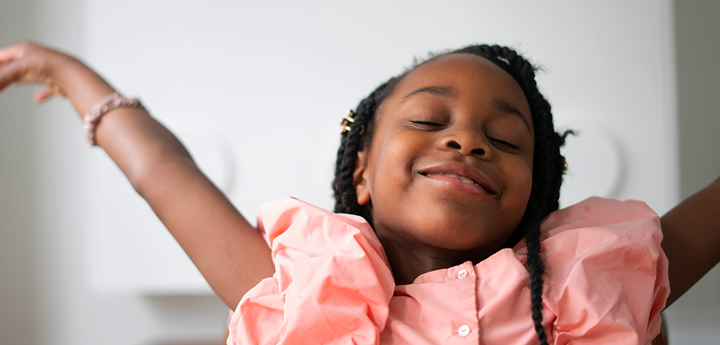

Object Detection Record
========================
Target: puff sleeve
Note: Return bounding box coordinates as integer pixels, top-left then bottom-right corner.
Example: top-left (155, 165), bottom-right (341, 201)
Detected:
top-left (538, 198), bottom-right (670, 345)
top-left (226, 198), bottom-right (395, 345)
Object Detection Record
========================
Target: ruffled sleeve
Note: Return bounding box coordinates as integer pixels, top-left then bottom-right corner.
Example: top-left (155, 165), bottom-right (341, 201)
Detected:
top-left (537, 198), bottom-right (670, 345)
top-left (226, 198), bottom-right (395, 345)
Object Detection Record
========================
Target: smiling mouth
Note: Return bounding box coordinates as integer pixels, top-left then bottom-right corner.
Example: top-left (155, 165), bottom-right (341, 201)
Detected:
top-left (417, 162), bottom-right (498, 195)
top-left (419, 171), bottom-right (496, 195)
top-left (424, 172), bottom-right (478, 185)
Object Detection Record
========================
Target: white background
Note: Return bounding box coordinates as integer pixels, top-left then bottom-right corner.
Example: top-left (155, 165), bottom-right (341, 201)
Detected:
top-left (84, 0), bottom-right (679, 293)
top-left (0, 0), bottom-right (718, 344)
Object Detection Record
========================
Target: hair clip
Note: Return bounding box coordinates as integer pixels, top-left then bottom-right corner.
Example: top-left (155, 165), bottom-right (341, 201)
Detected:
top-left (340, 110), bottom-right (355, 134)
top-left (562, 157), bottom-right (568, 171)
top-left (497, 56), bottom-right (510, 65)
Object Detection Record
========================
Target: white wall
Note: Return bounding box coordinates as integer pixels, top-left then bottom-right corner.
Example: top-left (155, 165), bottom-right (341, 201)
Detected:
top-left (84, 0), bottom-right (681, 295)
top-left (1, 0), bottom-right (228, 344)
top-left (0, 0), bottom-right (716, 344)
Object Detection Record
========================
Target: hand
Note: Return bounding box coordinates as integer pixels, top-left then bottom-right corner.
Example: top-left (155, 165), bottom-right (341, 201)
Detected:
top-left (0, 41), bottom-right (74, 102)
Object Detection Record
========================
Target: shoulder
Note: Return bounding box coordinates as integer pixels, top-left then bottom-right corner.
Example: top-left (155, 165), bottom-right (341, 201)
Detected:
top-left (514, 197), bottom-right (663, 258)
top-left (257, 197), bottom-right (379, 249)
top-left (231, 198), bottom-right (395, 344)
top-left (540, 197), bottom-right (664, 270)
top-left (541, 197), bottom-right (660, 237)
top-left (532, 197), bottom-right (665, 286)
top-left (256, 197), bottom-right (389, 272)
top-left (531, 197), bottom-right (669, 344)
top-left (258, 197), bottom-right (369, 236)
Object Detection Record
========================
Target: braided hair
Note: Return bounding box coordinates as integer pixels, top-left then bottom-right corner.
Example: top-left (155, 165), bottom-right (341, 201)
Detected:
top-left (333, 45), bottom-right (568, 345)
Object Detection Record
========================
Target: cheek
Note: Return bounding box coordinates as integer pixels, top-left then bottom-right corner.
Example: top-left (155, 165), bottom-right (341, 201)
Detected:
top-left (372, 133), bottom-right (421, 184)
top-left (364, 145), bottom-right (403, 205)
top-left (505, 158), bottom-right (534, 211)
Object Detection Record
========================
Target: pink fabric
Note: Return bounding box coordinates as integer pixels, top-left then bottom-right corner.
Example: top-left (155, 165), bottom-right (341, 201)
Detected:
top-left (227, 197), bottom-right (669, 345)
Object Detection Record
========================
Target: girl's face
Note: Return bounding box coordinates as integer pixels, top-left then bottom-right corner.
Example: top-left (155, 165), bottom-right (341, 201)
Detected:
top-left (354, 53), bottom-right (534, 259)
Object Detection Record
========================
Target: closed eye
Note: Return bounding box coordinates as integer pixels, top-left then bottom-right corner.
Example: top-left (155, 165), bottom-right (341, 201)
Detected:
top-left (409, 120), bottom-right (445, 131)
top-left (489, 137), bottom-right (519, 150)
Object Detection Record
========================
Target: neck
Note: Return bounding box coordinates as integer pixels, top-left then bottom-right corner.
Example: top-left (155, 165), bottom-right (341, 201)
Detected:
top-left (378, 232), bottom-right (494, 285)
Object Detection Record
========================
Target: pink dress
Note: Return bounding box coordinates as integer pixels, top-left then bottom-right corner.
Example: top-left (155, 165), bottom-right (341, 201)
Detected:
top-left (227, 197), bottom-right (669, 345)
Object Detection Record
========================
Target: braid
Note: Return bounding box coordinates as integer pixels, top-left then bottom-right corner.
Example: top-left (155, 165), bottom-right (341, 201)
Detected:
top-left (333, 44), bottom-right (568, 345)
top-left (333, 77), bottom-right (400, 219)
top-left (458, 45), bottom-right (569, 345)
top-left (523, 200), bottom-right (548, 345)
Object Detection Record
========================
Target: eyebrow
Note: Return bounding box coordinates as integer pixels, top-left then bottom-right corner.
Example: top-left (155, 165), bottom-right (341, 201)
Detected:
top-left (492, 99), bottom-right (532, 133)
top-left (401, 86), bottom-right (457, 103)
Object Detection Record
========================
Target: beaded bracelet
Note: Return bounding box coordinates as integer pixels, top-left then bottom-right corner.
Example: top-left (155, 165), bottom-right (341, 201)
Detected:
top-left (83, 93), bottom-right (141, 146)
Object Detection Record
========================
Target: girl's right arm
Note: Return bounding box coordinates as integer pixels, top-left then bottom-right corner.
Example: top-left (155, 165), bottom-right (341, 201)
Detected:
top-left (0, 42), bottom-right (275, 309)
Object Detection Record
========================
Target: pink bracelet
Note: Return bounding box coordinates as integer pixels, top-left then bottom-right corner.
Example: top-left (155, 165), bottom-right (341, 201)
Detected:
top-left (83, 93), bottom-right (141, 146)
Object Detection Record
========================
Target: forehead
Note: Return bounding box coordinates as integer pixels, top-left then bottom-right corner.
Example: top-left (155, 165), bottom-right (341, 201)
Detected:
top-left (386, 53), bottom-right (532, 123)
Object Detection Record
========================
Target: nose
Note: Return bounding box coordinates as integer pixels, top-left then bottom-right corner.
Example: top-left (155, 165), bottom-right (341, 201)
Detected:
top-left (439, 130), bottom-right (491, 158)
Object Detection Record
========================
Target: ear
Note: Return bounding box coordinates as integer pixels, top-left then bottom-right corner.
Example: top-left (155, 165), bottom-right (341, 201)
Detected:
top-left (353, 150), bottom-right (371, 206)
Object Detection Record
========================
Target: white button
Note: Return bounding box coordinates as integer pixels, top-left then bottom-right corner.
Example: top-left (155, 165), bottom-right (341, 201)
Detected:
top-left (458, 325), bottom-right (470, 337)
top-left (457, 269), bottom-right (468, 279)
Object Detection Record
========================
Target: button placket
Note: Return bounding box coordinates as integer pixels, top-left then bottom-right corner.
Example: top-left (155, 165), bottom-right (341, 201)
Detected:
top-left (446, 263), bottom-right (478, 341)
top-left (457, 269), bottom-right (468, 279)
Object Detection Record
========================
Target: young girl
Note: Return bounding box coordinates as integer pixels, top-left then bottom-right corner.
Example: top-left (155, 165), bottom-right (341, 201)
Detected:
top-left (0, 42), bottom-right (718, 345)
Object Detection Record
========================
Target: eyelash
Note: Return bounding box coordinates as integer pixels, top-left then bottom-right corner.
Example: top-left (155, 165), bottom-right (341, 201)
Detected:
top-left (489, 138), bottom-right (519, 150)
top-left (410, 120), bottom-right (444, 130)
top-left (410, 120), bottom-right (519, 150)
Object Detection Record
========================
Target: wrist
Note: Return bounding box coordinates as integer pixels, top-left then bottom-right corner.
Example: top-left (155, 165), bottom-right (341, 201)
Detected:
top-left (48, 52), bottom-right (85, 86)
top-left (52, 54), bottom-right (116, 116)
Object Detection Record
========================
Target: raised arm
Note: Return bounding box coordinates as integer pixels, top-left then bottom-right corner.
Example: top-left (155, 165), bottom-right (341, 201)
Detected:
top-left (0, 42), bottom-right (274, 308)
top-left (661, 176), bottom-right (720, 306)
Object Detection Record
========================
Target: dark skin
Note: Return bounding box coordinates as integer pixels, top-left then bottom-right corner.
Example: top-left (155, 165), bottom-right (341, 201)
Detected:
top-left (353, 54), bottom-right (535, 284)
top-left (1, 42), bottom-right (718, 309)
top-left (662, 175), bottom-right (720, 305)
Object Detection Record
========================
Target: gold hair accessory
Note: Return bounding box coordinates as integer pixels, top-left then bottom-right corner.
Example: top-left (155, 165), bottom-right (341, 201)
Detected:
top-left (340, 110), bottom-right (355, 134)
top-left (562, 157), bottom-right (568, 171)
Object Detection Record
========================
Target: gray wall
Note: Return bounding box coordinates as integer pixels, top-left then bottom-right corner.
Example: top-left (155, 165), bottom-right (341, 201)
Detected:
top-left (676, 0), bottom-right (720, 195)
top-left (0, 1), bottom-right (37, 344)
top-left (663, 1), bottom-right (720, 343)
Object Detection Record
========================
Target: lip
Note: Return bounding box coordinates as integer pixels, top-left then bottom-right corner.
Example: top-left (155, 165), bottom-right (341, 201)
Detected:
top-left (417, 162), bottom-right (498, 195)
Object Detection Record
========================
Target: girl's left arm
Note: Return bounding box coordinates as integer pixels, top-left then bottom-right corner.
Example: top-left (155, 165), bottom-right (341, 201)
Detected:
top-left (661, 176), bottom-right (720, 306)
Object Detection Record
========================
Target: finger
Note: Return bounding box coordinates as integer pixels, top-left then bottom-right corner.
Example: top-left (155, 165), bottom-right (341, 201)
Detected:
top-left (0, 44), bottom-right (24, 63)
top-left (0, 61), bottom-right (22, 91)
top-left (34, 87), bottom-right (55, 103)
